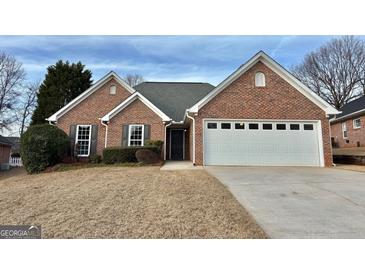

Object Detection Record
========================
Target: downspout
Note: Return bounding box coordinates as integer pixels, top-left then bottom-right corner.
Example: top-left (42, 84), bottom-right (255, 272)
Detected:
top-left (186, 112), bottom-right (196, 165)
top-left (100, 120), bottom-right (108, 148)
top-left (164, 121), bottom-right (172, 160)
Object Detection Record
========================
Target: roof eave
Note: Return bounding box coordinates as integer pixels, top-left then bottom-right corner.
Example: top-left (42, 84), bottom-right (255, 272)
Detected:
top-left (330, 109), bottom-right (365, 124)
top-left (46, 71), bottom-right (136, 122)
top-left (101, 92), bottom-right (171, 123)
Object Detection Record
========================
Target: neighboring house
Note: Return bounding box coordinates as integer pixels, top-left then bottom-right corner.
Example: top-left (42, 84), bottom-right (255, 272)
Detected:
top-left (7, 137), bottom-right (21, 155)
top-left (0, 135), bottom-right (14, 170)
top-left (47, 51), bottom-right (339, 167)
top-left (330, 96), bottom-right (365, 148)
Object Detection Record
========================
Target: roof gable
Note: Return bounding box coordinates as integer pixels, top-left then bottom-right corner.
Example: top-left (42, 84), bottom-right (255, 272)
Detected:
top-left (101, 92), bottom-right (171, 122)
top-left (47, 71), bottom-right (135, 122)
top-left (188, 51), bottom-right (339, 116)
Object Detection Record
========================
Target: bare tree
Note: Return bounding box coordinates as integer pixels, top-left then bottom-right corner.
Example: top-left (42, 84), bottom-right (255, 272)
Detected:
top-left (16, 81), bottom-right (39, 135)
top-left (123, 74), bottom-right (145, 87)
top-left (292, 36), bottom-right (365, 109)
top-left (0, 52), bottom-right (25, 131)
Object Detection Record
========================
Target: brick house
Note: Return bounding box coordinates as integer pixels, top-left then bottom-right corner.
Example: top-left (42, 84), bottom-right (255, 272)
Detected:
top-left (0, 135), bottom-right (13, 170)
top-left (47, 51), bottom-right (339, 167)
top-left (330, 96), bottom-right (365, 148)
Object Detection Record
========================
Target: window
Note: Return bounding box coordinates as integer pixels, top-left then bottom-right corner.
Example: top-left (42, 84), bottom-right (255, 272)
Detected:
top-left (76, 125), bottom-right (91, 156)
top-left (221, 123), bottom-right (231, 129)
top-left (255, 72), bottom-right (266, 87)
top-left (207, 123), bottom-right (217, 129)
top-left (290, 124), bottom-right (300, 130)
top-left (128, 125), bottom-right (144, 146)
top-left (353, 118), bottom-right (361, 129)
top-left (276, 124), bottom-right (286, 130)
top-left (304, 124), bottom-right (314, 131)
top-left (249, 123), bottom-right (259, 130)
top-left (109, 85), bottom-right (117, 95)
top-left (235, 123), bottom-right (245, 129)
top-left (262, 123), bottom-right (272, 130)
top-left (342, 122), bottom-right (348, 139)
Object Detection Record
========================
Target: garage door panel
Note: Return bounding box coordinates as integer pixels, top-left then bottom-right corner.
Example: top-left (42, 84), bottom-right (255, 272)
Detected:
top-left (204, 120), bottom-right (321, 166)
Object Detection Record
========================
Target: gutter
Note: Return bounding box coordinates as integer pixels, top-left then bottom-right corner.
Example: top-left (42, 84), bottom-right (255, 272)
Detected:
top-left (164, 121), bottom-right (172, 160)
top-left (330, 109), bottom-right (364, 124)
top-left (100, 119), bottom-right (108, 148)
top-left (186, 112), bottom-right (196, 165)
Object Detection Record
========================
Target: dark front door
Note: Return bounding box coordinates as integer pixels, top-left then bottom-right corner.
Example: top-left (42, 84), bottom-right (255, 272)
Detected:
top-left (170, 129), bottom-right (184, 160)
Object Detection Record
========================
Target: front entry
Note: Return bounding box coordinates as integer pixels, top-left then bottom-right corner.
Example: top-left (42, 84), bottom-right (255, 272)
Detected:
top-left (170, 129), bottom-right (185, 160)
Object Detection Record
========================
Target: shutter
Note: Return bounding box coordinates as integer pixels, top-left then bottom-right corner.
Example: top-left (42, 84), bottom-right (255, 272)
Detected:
top-left (90, 125), bottom-right (98, 155)
top-left (69, 124), bottom-right (77, 157)
top-left (144, 124), bottom-right (151, 145)
top-left (122, 125), bottom-right (129, 147)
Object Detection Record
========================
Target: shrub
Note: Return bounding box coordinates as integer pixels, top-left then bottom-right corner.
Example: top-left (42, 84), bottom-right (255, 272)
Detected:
top-left (135, 149), bottom-right (160, 164)
top-left (89, 154), bottom-right (102, 164)
top-left (21, 124), bottom-right (70, 173)
top-left (103, 146), bottom-right (160, 164)
top-left (11, 152), bottom-right (21, 158)
top-left (144, 140), bottom-right (164, 153)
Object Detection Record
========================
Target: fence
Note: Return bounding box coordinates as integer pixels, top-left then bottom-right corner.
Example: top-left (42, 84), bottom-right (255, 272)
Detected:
top-left (9, 156), bottom-right (23, 167)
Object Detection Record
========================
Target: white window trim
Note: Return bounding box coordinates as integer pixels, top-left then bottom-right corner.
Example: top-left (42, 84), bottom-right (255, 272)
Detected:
top-left (342, 122), bottom-right (348, 139)
top-left (76, 125), bottom-right (92, 157)
top-left (128, 124), bottom-right (144, 147)
top-left (255, 72), bottom-right (266, 87)
top-left (353, 118), bottom-right (361, 129)
top-left (109, 84), bottom-right (116, 95)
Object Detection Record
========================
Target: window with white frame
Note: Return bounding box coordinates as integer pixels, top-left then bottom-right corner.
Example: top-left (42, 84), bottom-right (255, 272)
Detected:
top-left (128, 125), bottom-right (144, 146)
top-left (342, 122), bottom-right (348, 139)
top-left (255, 72), bottom-right (266, 87)
top-left (353, 118), bottom-right (361, 129)
top-left (76, 125), bottom-right (91, 156)
top-left (109, 85), bottom-right (117, 95)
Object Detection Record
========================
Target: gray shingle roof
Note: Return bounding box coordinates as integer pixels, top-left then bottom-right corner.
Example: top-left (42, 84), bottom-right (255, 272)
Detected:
top-left (0, 135), bottom-right (14, 146)
top-left (336, 96), bottom-right (365, 119)
top-left (134, 82), bottom-right (215, 122)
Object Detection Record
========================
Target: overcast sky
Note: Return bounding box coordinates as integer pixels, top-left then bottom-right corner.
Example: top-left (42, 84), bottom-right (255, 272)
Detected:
top-left (0, 35), bottom-right (362, 85)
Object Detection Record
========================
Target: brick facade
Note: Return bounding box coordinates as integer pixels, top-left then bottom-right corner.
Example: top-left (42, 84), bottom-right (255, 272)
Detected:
top-left (194, 61), bottom-right (333, 167)
top-left (58, 78), bottom-right (141, 155)
top-left (57, 77), bottom-right (165, 156)
top-left (331, 115), bottom-right (365, 148)
top-left (107, 100), bottom-right (165, 147)
top-left (0, 144), bottom-right (11, 164)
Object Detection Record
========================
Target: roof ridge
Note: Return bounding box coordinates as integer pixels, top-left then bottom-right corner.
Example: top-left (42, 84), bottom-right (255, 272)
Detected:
top-left (139, 81), bottom-right (213, 84)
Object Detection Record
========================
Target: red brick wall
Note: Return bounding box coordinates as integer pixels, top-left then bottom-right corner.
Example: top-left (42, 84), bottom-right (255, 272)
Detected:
top-left (57, 78), bottom-right (133, 155)
top-left (107, 99), bottom-right (165, 147)
top-left (0, 145), bottom-right (11, 164)
top-left (331, 115), bottom-right (365, 148)
top-left (194, 61), bottom-right (333, 167)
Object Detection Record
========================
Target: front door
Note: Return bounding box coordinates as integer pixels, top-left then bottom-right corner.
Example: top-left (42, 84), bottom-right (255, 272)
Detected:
top-left (170, 129), bottom-right (184, 160)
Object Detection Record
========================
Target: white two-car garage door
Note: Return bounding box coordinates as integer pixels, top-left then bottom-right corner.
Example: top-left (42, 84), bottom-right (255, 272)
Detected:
top-left (203, 120), bottom-right (323, 166)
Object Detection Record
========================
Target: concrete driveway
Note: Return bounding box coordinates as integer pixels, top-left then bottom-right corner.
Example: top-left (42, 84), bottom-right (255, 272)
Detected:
top-left (205, 166), bottom-right (365, 238)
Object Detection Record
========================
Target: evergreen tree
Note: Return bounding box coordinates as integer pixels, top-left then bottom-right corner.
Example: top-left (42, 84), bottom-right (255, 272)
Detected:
top-left (31, 61), bottom-right (92, 124)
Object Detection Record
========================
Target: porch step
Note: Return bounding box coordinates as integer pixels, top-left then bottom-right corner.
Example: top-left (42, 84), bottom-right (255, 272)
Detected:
top-left (160, 161), bottom-right (203, 171)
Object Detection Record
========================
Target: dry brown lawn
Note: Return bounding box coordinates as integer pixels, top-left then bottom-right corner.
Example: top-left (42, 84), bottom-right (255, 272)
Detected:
top-left (0, 166), bottom-right (266, 239)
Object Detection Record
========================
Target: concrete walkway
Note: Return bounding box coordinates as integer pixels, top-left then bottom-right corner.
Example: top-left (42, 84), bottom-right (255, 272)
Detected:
top-left (205, 166), bottom-right (365, 238)
top-left (160, 161), bottom-right (203, 171)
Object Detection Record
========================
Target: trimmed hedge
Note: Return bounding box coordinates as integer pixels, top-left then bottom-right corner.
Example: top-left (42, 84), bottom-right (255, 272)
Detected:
top-left (21, 124), bottom-right (70, 173)
top-left (103, 146), bottom-right (160, 164)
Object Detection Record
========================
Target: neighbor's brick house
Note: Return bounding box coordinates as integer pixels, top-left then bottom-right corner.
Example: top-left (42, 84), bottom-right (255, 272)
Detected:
top-left (330, 96), bottom-right (365, 148)
top-left (48, 51), bottom-right (339, 167)
top-left (0, 135), bottom-right (13, 170)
